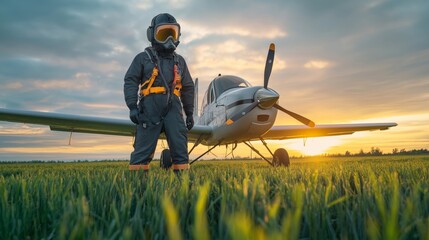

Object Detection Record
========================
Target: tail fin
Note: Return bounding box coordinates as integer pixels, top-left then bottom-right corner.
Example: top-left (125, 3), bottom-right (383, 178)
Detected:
top-left (193, 78), bottom-right (199, 122)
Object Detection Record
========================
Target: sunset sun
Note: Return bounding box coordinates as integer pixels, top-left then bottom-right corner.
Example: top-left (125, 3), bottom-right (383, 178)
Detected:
top-left (287, 137), bottom-right (344, 156)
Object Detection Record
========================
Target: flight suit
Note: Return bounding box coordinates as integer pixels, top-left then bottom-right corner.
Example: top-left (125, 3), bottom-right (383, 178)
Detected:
top-left (124, 48), bottom-right (194, 170)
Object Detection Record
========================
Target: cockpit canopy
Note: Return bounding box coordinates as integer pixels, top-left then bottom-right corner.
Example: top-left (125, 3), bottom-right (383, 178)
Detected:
top-left (213, 75), bottom-right (251, 97)
top-left (202, 75), bottom-right (252, 110)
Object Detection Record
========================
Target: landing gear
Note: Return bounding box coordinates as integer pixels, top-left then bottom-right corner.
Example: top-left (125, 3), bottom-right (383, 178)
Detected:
top-left (243, 138), bottom-right (290, 168)
top-left (160, 149), bottom-right (173, 169)
top-left (186, 138), bottom-right (290, 168)
top-left (273, 148), bottom-right (290, 167)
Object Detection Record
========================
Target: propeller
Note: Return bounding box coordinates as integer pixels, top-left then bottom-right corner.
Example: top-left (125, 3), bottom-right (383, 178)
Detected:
top-left (273, 103), bottom-right (315, 127)
top-left (264, 43), bottom-right (275, 89)
top-left (225, 43), bottom-right (316, 128)
top-left (226, 101), bottom-right (259, 125)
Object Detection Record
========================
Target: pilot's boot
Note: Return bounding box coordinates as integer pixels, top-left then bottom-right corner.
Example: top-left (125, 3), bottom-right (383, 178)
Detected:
top-left (129, 164), bottom-right (150, 178)
top-left (172, 163), bottom-right (189, 184)
top-left (173, 163), bottom-right (189, 175)
top-left (129, 164), bottom-right (150, 171)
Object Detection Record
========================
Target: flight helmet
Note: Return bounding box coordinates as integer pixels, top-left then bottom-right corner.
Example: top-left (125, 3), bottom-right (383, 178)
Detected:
top-left (147, 13), bottom-right (181, 52)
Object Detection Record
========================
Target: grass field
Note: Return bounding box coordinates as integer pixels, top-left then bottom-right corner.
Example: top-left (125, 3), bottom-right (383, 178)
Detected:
top-left (1, 155), bottom-right (429, 239)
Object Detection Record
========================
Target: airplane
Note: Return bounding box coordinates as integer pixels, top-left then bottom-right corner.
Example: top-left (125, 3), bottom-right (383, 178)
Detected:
top-left (0, 43), bottom-right (397, 168)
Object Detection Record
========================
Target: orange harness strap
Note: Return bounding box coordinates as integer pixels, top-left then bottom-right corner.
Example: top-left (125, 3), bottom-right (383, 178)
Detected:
top-left (141, 67), bottom-right (159, 97)
top-left (173, 64), bottom-right (182, 96)
top-left (140, 64), bottom-right (182, 97)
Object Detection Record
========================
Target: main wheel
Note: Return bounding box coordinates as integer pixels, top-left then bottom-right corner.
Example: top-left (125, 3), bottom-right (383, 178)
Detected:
top-left (160, 149), bottom-right (173, 170)
top-left (273, 148), bottom-right (290, 167)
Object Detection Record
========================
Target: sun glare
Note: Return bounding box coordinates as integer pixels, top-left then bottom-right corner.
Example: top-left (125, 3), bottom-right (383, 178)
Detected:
top-left (287, 137), bottom-right (344, 156)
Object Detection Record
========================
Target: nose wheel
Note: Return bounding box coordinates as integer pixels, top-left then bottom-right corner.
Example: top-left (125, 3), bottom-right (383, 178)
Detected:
top-left (273, 148), bottom-right (290, 167)
top-left (160, 149), bottom-right (173, 169)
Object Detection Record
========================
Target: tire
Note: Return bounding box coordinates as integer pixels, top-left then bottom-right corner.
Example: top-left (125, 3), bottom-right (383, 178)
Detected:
top-left (273, 148), bottom-right (290, 167)
top-left (160, 149), bottom-right (173, 170)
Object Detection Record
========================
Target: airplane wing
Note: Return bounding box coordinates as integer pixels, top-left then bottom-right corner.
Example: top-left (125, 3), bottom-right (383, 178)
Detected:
top-left (0, 108), bottom-right (212, 141)
top-left (261, 123), bottom-right (397, 140)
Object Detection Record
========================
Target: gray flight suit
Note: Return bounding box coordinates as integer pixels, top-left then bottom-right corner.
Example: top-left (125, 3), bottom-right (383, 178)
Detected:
top-left (124, 48), bottom-right (194, 167)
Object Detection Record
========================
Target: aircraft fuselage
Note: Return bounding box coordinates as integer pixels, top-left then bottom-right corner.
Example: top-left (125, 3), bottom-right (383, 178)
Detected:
top-left (197, 77), bottom-right (278, 145)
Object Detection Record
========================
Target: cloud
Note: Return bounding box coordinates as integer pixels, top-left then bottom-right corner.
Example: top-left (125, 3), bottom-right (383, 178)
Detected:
top-left (189, 40), bottom-right (287, 85)
top-left (82, 103), bottom-right (125, 111)
top-left (0, 125), bottom-right (47, 135)
top-left (4, 82), bottom-right (23, 90)
top-left (0, 144), bottom-right (131, 155)
top-left (304, 60), bottom-right (331, 69)
top-left (32, 79), bottom-right (92, 90)
top-left (181, 20), bottom-right (287, 44)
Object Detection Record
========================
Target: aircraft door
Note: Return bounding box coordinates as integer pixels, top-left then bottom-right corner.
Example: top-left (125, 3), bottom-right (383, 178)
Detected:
top-left (212, 95), bottom-right (227, 126)
top-left (207, 84), bottom-right (216, 125)
top-left (201, 82), bottom-right (215, 125)
top-left (213, 103), bottom-right (226, 126)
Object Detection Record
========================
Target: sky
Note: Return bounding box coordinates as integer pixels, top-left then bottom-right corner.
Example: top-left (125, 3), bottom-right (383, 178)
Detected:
top-left (1, 0), bottom-right (428, 161)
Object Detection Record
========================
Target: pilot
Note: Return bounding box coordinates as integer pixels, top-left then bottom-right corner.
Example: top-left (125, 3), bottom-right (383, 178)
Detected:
top-left (124, 13), bottom-right (194, 173)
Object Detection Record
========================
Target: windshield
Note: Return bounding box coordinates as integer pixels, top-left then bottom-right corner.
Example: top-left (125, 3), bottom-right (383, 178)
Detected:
top-left (213, 75), bottom-right (251, 97)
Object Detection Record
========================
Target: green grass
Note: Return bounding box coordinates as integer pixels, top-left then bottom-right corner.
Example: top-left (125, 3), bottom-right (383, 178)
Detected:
top-left (1, 156), bottom-right (429, 239)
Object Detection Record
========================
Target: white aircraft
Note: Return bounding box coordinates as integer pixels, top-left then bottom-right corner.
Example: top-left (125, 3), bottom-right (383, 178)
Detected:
top-left (0, 44), bottom-right (397, 168)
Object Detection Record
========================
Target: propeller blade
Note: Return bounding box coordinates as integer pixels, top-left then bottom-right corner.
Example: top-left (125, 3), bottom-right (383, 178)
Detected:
top-left (264, 43), bottom-right (275, 89)
top-left (274, 103), bottom-right (316, 127)
top-left (225, 101), bottom-right (259, 125)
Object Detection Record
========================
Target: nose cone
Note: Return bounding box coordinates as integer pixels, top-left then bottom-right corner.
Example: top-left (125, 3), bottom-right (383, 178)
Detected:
top-left (255, 88), bottom-right (279, 109)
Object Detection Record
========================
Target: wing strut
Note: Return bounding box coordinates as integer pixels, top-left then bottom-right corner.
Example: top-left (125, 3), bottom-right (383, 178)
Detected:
top-left (243, 141), bottom-right (274, 166)
top-left (188, 135), bottom-right (203, 155)
top-left (260, 138), bottom-right (275, 157)
top-left (189, 142), bottom-right (221, 165)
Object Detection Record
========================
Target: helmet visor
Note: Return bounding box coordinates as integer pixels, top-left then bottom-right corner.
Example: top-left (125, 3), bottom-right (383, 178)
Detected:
top-left (155, 24), bottom-right (180, 43)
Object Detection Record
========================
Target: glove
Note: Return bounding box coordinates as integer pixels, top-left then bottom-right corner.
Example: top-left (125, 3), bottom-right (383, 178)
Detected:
top-left (129, 108), bottom-right (139, 124)
top-left (186, 115), bottom-right (194, 130)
